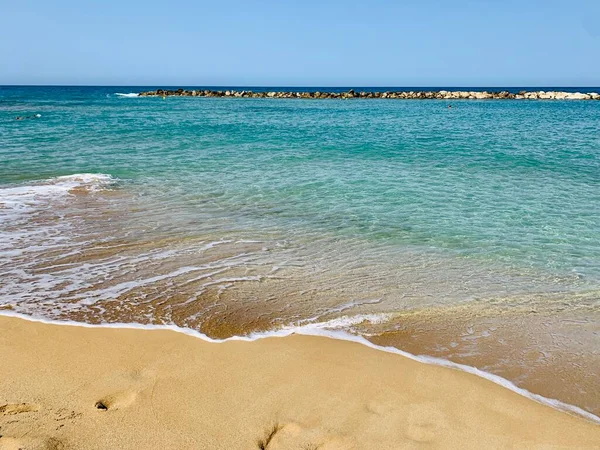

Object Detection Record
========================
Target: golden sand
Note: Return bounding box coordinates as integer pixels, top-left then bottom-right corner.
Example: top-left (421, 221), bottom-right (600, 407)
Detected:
top-left (0, 315), bottom-right (598, 450)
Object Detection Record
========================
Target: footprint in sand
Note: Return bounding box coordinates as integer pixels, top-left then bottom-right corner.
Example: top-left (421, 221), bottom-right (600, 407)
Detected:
top-left (365, 400), bottom-right (448, 444)
top-left (0, 404), bottom-right (69, 450)
top-left (405, 403), bottom-right (448, 443)
top-left (0, 403), bottom-right (40, 416)
top-left (254, 421), bottom-right (349, 450)
top-left (94, 390), bottom-right (139, 411)
top-left (0, 436), bottom-right (64, 450)
top-left (92, 368), bottom-right (157, 412)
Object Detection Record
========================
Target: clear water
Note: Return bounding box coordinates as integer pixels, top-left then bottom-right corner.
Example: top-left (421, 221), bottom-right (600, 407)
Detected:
top-left (1, 86), bottom-right (599, 415)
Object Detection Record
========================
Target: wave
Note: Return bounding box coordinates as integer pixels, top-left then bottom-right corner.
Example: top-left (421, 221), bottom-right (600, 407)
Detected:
top-left (0, 174), bottom-right (116, 226)
top-left (115, 93), bottom-right (139, 98)
top-left (0, 173), bottom-right (115, 204)
top-left (2, 173), bottom-right (115, 192)
top-left (1, 310), bottom-right (598, 425)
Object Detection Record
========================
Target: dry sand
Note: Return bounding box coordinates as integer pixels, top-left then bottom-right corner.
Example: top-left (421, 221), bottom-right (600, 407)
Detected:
top-left (0, 315), bottom-right (599, 450)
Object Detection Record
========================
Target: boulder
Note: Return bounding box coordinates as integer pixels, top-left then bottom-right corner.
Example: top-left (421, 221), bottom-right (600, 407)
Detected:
top-left (565, 92), bottom-right (591, 100)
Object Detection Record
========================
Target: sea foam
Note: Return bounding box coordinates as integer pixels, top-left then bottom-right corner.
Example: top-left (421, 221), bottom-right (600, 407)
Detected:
top-left (0, 174), bottom-right (116, 218)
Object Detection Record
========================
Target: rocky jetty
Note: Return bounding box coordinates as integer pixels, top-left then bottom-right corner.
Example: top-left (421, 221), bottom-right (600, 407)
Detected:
top-left (138, 88), bottom-right (600, 100)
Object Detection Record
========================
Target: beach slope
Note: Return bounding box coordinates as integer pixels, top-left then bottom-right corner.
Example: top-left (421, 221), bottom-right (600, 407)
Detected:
top-left (0, 315), bottom-right (598, 449)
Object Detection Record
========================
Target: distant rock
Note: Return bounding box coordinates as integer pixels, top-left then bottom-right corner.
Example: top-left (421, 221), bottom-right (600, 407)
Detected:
top-left (136, 89), bottom-right (600, 101)
top-left (565, 92), bottom-right (591, 100)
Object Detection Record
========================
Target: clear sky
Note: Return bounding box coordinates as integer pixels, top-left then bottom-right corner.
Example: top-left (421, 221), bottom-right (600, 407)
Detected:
top-left (2, 0), bottom-right (599, 86)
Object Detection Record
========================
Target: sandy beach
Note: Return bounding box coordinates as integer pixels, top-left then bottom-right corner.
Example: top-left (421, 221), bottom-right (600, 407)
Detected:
top-left (0, 315), bottom-right (598, 449)
top-left (4, 0), bottom-right (600, 445)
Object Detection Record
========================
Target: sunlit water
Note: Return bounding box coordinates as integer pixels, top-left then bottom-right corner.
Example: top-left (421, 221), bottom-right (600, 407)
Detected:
top-left (1, 86), bottom-right (599, 415)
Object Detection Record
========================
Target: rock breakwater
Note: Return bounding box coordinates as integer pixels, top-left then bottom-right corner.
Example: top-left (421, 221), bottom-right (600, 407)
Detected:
top-left (138, 89), bottom-right (600, 100)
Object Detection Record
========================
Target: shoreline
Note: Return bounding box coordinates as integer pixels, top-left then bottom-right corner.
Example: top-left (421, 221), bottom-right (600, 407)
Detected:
top-left (1, 314), bottom-right (599, 449)
top-left (136, 88), bottom-right (600, 100)
top-left (2, 311), bottom-right (598, 424)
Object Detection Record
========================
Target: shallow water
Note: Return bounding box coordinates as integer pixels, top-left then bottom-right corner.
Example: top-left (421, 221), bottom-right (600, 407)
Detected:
top-left (1, 86), bottom-right (599, 415)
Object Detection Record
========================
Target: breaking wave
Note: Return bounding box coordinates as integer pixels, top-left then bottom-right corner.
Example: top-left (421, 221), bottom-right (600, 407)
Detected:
top-left (0, 173), bottom-right (116, 218)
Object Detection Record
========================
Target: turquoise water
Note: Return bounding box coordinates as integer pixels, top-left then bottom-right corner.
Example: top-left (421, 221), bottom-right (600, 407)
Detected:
top-left (3, 87), bottom-right (600, 277)
top-left (1, 86), bottom-right (600, 414)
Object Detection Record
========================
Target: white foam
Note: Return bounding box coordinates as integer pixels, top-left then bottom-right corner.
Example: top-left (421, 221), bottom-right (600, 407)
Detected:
top-left (327, 298), bottom-right (383, 314)
top-left (294, 299), bottom-right (385, 326)
top-left (0, 174), bottom-right (116, 222)
top-left (0, 174), bottom-right (119, 309)
top-left (53, 173), bottom-right (115, 186)
top-left (0, 174), bottom-right (115, 204)
top-left (0, 174), bottom-right (112, 207)
top-left (76, 265), bottom-right (236, 305)
top-left (289, 313), bottom-right (393, 330)
top-left (115, 93), bottom-right (140, 98)
top-left (1, 311), bottom-right (597, 424)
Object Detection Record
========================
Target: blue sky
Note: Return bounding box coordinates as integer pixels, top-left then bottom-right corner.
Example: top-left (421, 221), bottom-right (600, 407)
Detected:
top-left (2, 0), bottom-right (599, 86)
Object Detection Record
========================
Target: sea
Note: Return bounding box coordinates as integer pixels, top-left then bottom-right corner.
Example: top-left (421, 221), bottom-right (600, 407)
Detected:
top-left (1, 85), bottom-right (599, 419)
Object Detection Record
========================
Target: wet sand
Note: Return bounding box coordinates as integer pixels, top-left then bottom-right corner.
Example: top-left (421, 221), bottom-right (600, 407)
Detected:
top-left (1, 315), bottom-right (599, 449)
